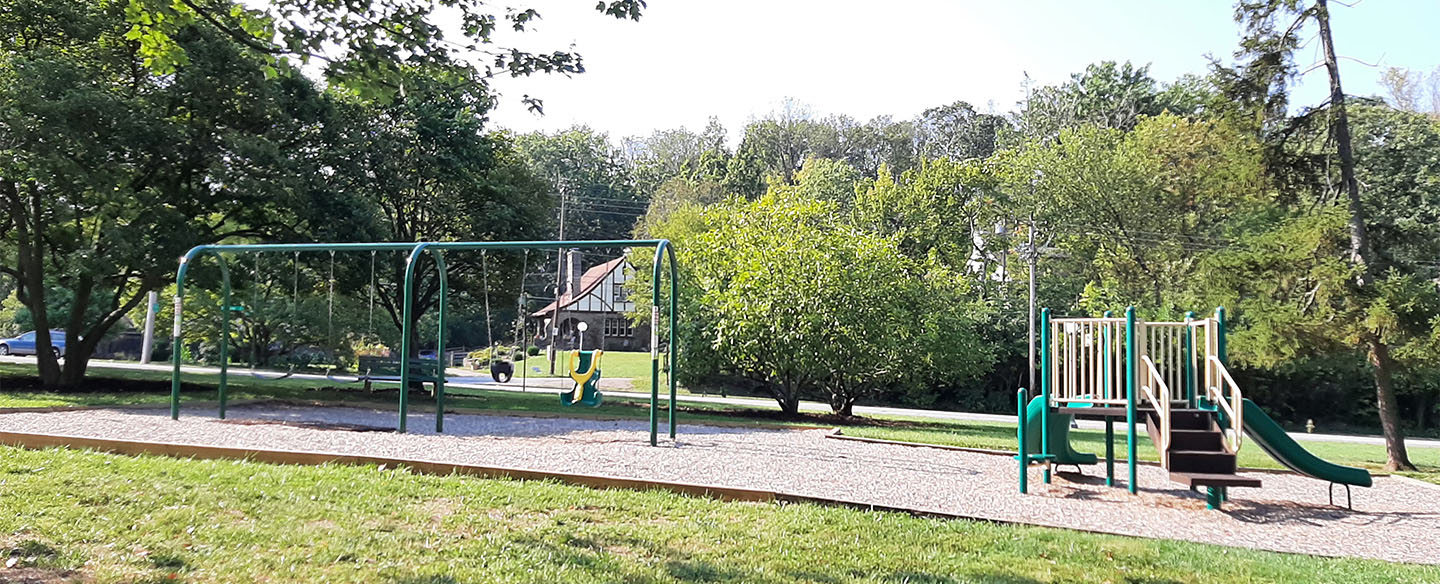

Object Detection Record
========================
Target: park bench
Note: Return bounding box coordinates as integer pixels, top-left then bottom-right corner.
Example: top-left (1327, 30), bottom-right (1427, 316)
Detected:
top-left (357, 355), bottom-right (443, 392)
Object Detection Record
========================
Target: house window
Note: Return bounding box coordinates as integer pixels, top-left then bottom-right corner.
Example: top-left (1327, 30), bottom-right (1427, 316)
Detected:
top-left (604, 316), bottom-right (633, 337)
top-left (612, 282), bottom-right (627, 304)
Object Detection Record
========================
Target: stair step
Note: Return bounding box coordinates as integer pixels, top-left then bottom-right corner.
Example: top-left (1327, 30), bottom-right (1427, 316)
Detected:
top-left (1170, 472), bottom-right (1262, 488)
top-left (1169, 450), bottom-right (1237, 474)
top-left (1169, 409), bottom-right (1215, 430)
top-left (1169, 429), bottom-right (1225, 451)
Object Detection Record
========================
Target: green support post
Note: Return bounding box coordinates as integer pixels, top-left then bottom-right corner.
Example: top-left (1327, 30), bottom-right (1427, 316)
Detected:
top-left (1105, 417), bottom-right (1115, 487)
top-left (1017, 387), bottom-right (1028, 494)
top-left (1039, 308), bottom-right (1052, 484)
top-left (651, 241), bottom-right (681, 445)
top-left (215, 258), bottom-right (232, 419)
top-left (1215, 307), bottom-right (1227, 365)
top-left (433, 251), bottom-right (448, 433)
top-left (1125, 306), bottom-right (1138, 494)
top-left (1183, 311), bottom-right (1197, 408)
top-left (398, 244), bottom-right (427, 433)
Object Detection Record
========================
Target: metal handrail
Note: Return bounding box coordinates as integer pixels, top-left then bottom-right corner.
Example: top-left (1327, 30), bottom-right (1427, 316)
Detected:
top-left (1139, 355), bottom-right (1172, 464)
top-left (1206, 355), bottom-right (1244, 453)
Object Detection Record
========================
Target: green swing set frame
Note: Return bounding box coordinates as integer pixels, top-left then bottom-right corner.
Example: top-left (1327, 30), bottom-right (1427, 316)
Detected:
top-left (168, 239), bottom-right (680, 446)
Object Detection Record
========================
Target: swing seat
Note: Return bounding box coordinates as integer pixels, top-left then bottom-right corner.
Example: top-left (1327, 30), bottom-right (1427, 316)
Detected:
top-left (560, 349), bottom-right (603, 407)
top-left (490, 360), bottom-right (514, 383)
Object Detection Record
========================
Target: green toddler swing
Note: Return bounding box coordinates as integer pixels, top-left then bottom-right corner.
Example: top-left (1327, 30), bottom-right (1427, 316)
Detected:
top-left (561, 349), bottom-right (604, 407)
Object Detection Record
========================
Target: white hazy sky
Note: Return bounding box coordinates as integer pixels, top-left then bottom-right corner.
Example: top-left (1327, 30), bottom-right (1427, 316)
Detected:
top-left (482, 1), bottom-right (1440, 143)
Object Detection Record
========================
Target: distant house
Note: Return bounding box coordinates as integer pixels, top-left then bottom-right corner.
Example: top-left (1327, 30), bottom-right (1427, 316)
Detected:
top-left (531, 250), bottom-right (650, 352)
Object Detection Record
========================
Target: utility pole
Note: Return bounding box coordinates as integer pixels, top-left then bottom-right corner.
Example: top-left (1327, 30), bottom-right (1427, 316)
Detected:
top-left (549, 179), bottom-right (566, 375)
top-left (140, 290), bottom-right (158, 364)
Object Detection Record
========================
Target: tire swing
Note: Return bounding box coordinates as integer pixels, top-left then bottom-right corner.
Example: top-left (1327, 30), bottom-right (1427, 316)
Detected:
top-left (480, 251), bottom-right (515, 383)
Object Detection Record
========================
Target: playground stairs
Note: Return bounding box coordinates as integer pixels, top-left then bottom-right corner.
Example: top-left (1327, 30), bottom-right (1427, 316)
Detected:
top-left (1146, 408), bottom-right (1262, 489)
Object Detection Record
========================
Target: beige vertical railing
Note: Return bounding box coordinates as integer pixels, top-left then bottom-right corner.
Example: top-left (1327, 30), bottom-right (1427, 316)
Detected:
top-left (1205, 358), bottom-right (1244, 453)
top-left (1048, 317), bottom-right (1127, 406)
top-left (1138, 354), bottom-right (1173, 464)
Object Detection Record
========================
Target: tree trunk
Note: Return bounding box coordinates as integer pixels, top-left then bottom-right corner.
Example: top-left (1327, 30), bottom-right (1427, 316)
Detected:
top-left (59, 339), bottom-right (98, 387)
top-left (1316, 0), bottom-right (1371, 282)
top-left (1316, 0), bottom-right (1412, 467)
top-left (771, 376), bottom-right (801, 417)
top-left (1367, 337), bottom-right (1414, 470)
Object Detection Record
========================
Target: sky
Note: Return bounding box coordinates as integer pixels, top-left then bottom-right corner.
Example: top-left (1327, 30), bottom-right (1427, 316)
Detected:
top-left (482, 1), bottom-right (1440, 144)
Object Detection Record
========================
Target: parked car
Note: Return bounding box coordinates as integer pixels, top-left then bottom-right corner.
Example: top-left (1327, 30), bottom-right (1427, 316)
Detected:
top-left (0, 330), bottom-right (67, 358)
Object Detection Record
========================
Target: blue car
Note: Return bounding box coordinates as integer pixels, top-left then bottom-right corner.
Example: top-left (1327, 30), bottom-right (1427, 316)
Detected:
top-left (0, 330), bottom-right (66, 358)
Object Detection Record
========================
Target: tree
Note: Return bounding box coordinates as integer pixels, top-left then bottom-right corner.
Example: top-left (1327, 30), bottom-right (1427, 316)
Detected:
top-left (1010, 61), bottom-right (1211, 144)
top-left (515, 126), bottom-right (645, 241)
top-left (118, 0), bottom-right (645, 106)
top-left (1, 0), bottom-right (329, 385)
top-left (319, 69), bottom-right (551, 357)
top-left (914, 101), bottom-right (1007, 162)
top-left (1221, 0), bottom-right (1427, 470)
top-left (1379, 67), bottom-right (1425, 113)
top-left (624, 117), bottom-right (729, 194)
top-left (635, 188), bottom-right (993, 416)
top-left (995, 114), bottom-right (1265, 314)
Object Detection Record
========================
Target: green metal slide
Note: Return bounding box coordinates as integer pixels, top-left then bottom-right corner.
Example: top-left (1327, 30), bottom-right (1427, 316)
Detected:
top-left (1240, 399), bottom-right (1372, 487)
top-left (1024, 396), bottom-right (1098, 466)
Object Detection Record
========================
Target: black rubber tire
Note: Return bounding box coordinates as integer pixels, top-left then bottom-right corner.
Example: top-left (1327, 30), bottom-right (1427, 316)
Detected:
top-left (0, 344), bottom-right (8, 356)
top-left (490, 360), bottom-right (514, 383)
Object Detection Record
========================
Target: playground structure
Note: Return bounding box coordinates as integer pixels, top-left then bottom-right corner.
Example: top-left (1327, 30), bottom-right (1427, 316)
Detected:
top-left (168, 239), bottom-right (679, 445)
top-left (1018, 307), bottom-right (1374, 510)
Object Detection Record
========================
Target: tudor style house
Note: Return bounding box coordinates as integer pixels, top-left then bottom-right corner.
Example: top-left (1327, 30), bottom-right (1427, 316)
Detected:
top-left (531, 250), bottom-right (651, 352)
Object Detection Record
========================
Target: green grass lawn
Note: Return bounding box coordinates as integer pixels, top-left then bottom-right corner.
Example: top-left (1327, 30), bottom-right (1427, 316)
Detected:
top-left (0, 446), bottom-right (1433, 584)
top-left (505, 350), bottom-right (666, 383)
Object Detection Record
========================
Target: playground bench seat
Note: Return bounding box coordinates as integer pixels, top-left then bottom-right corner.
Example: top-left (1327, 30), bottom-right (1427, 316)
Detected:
top-left (357, 356), bottom-right (443, 384)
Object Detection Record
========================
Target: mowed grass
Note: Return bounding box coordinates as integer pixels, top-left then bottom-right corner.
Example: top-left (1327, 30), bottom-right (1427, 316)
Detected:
top-left (510, 350), bottom-right (665, 383)
top-left (1, 446), bottom-right (1435, 584)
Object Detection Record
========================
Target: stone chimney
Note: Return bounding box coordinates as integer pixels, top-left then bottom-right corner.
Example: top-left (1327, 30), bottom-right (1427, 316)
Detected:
top-left (566, 249), bottom-right (583, 299)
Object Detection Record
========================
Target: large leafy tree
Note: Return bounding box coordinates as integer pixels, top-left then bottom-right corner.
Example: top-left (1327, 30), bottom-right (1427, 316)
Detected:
top-left (0, 0), bottom-right (328, 385)
top-left (315, 70), bottom-right (550, 357)
top-left (1214, 0), bottom-right (1432, 470)
top-left (997, 114), bottom-right (1265, 314)
top-left (514, 127), bottom-right (644, 241)
top-left (913, 101), bottom-right (1008, 162)
top-left (1011, 61), bottom-right (1211, 144)
top-left (119, 0), bottom-right (645, 106)
top-left (634, 188), bottom-right (993, 416)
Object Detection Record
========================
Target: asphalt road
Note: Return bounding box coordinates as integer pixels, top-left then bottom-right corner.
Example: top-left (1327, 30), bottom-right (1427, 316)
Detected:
top-left (4, 355), bottom-right (1437, 450)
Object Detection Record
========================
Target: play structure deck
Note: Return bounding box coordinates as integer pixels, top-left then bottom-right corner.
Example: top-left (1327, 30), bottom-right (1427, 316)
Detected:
top-left (1018, 307), bottom-right (1374, 509)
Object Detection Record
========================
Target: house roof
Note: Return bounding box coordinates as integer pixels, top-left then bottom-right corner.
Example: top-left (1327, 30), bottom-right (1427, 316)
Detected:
top-left (531, 257), bottom-right (628, 318)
